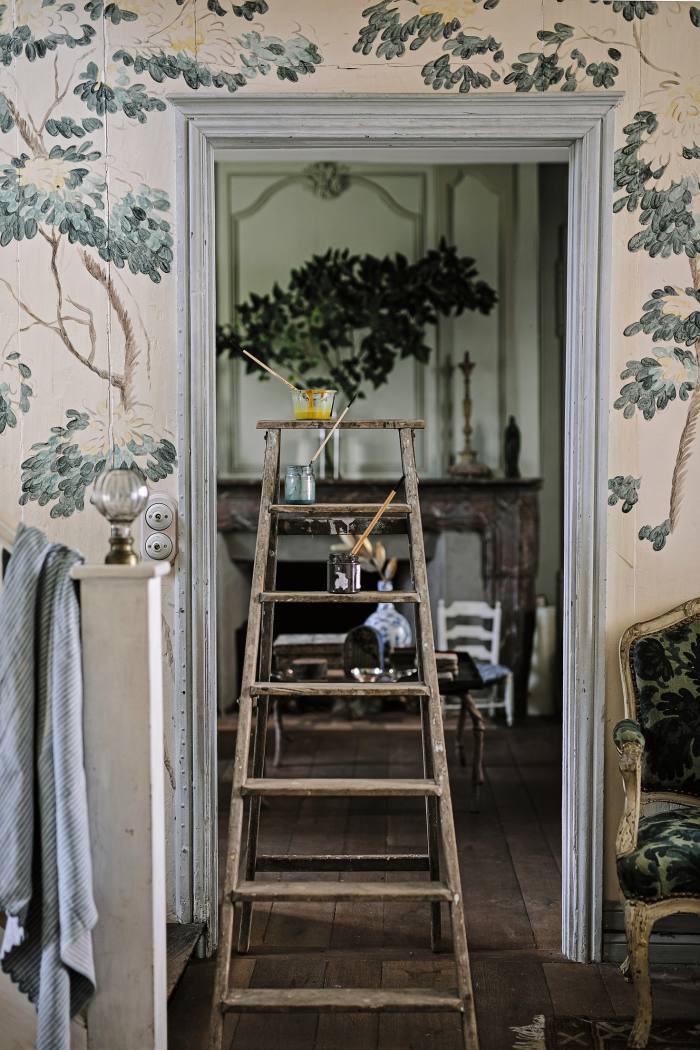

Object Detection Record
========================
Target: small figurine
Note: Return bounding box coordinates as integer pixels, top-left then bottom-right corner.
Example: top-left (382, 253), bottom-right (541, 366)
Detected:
top-left (504, 415), bottom-right (521, 478)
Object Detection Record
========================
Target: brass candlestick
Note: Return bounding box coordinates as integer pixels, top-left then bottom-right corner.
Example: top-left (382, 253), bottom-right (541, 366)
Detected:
top-left (449, 351), bottom-right (492, 478)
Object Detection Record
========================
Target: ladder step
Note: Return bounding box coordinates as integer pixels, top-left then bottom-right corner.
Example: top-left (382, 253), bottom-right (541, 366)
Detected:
top-left (221, 987), bottom-right (462, 1013)
top-left (256, 853), bottom-right (431, 872)
top-left (270, 503), bottom-right (411, 516)
top-left (256, 419), bottom-right (425, 430)
top-left (231, 880), bottom-right (454, 903)
top-left (241, 777), bottom-right (441, 797)
top-left (259, 590), bottom-right (419, 603)
top-left (250, 682), bottom-right (430, 698)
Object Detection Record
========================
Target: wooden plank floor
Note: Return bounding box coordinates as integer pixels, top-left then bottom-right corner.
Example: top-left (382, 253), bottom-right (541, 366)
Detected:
top-left (168, 717), bottom-right (700, 1049)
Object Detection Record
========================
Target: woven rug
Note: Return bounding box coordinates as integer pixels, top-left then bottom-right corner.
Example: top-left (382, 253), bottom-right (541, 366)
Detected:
top-left (511, 1015), bottom-right (700, 1048)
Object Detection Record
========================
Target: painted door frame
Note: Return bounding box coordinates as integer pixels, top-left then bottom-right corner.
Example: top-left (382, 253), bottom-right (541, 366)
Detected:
top-left (171, 93), bottom-right (621, 962)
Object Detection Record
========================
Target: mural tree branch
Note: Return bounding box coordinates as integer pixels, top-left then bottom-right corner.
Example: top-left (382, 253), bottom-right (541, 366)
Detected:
top-left (0, 0), bottom-right (323, 515)
top-left (613, 103), bottom-right (700, 549)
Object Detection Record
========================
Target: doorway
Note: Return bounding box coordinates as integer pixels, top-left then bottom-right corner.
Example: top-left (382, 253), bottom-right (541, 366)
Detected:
top-left (172, 94), bottom-right (619, 963)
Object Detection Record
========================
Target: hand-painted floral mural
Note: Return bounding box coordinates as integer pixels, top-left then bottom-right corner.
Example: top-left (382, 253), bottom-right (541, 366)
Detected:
top-left (0, 0), bottom-right (321, 519)
top-left (0, 0), bottom-right (697, 556)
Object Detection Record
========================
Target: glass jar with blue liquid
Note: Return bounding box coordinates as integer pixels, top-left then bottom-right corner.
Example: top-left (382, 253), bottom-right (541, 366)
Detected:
top-left (284, 465), bottom-right (316, 504)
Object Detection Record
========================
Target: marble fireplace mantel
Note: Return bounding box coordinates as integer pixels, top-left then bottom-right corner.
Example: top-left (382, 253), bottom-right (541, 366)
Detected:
top-left (218, 476), bottom-right (541, 715)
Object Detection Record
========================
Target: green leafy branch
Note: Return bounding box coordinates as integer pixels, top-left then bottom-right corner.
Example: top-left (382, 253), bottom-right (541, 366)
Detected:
top-left (0, 351), bottom-right (33, 433)
top-left (218, 240), bottom-right (497, 402)
top-left (505, 22), bottom-right (620, 93)
top-left (608, 475), bottom-right (640, 514)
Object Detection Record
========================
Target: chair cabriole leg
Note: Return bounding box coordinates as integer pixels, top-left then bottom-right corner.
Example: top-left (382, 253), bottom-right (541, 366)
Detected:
top-left (625, 899), bottom-right (653, 1049)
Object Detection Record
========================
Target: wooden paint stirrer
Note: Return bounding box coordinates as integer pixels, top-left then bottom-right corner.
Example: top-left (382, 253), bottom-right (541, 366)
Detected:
top-left (242, 348), bottom-right (299, 392)
top-left (308, 396), bottom-right (356, 467)
top-left (350, 475), bottom-right (405, 557)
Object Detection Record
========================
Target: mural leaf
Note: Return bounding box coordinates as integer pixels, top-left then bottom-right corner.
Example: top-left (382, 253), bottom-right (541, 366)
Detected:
top-left (639, 519), bottom-right (671, 552)
top-left (0, 351), bottom-right (33, 433)
top-left (45, 114), bottom-right (103, 139)
top-left (174, 0), bottom-right (270, 16)
top-left (84, 1), bottom-right (138, 22)
top-left (557, 0), bottom-right (658, 18)
top-left (608, 475), bottom-right (640, 514)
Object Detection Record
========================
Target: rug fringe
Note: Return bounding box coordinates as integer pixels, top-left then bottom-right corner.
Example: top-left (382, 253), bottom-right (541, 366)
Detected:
top-left (511, 1014), bottom-right (546, 1049)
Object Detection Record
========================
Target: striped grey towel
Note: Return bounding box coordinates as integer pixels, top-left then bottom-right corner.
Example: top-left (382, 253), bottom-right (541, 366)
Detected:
top-left (0, 524), bottom-right (96, 1050)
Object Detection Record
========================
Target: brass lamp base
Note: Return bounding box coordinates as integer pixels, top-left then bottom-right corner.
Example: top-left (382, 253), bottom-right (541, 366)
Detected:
top-left (105, 526), bottom-right (140, 566)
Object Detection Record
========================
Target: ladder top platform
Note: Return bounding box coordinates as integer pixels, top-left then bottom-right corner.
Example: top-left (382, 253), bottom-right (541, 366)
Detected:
top-left (256, 419), bottom-right (425, 430)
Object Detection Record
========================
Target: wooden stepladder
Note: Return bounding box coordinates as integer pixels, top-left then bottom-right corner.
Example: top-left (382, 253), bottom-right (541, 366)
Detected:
top-left (210, 419), bottom-right (479, 1050)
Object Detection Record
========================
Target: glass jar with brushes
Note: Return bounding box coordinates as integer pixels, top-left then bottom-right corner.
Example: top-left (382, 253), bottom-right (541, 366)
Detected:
top-left (284, 464), bottom-right (316, 504)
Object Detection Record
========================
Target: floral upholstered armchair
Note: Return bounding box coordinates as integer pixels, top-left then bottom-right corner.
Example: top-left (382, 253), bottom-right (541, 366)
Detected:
top-left (614, 599), bottom-right (700, 1049)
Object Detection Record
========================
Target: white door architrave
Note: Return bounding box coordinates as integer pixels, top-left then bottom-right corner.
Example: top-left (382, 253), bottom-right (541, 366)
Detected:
top-left (171, 93), bottom-right (620, 962)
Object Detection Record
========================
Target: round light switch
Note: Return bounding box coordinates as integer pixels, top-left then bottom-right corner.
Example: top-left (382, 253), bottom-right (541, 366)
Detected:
top-left (145, 502), bottom-right (174, 531)
top-left (145, 533), bottom-right (173, 561)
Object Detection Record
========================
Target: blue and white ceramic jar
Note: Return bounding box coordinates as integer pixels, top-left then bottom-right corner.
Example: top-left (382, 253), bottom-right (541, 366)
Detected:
top-left (364, 580), bottom-right (413, 650)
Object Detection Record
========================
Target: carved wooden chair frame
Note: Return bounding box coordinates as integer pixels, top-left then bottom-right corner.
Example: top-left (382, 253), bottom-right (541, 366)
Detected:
top-left (616, 597), bottom-right (700, 1048)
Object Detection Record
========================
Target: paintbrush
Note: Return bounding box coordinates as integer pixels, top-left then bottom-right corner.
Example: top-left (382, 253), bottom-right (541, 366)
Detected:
top-left (350, 475), bottom-right (405, 557)
top-left (308, 395), bottom-right (356, 467)
top-left (242, 348), bottom-right (300, 392)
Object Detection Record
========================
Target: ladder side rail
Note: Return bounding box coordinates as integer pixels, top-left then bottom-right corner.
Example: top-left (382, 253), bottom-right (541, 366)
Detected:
top-left (399, 432), bottom-right (441, 949)
top-left (238, 506), bottom-right (280, 952)
top-left (399, 428), bottom-right (480, 1050)
top-left (209, 427), bottom-right (280, 1050)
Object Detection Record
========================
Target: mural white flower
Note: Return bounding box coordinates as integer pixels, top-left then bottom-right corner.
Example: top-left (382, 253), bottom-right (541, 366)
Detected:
top-left (663, 288), bottom-right (700, 320)
top-left (77, 401), bottom-right (156, 457)
top-left (163, 13), bottom-right (205, 55)
top-left (4, 0), bottom-right (74, 34)
top-left (641, 76), bottom-right (700, 186)
top-left (17, 155), bottom-right (73, 193)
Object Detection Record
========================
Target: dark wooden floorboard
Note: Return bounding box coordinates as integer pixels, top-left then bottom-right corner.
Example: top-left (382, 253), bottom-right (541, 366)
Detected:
top-left (169, 719), bottom-right (700, 1049)
top-left (488, 763), bottom-right (561, 950)
top-left (542, 960), bottom-right (615, 1017)
top-left (472, 955), bottom-right (553, 1050)
top-left (166, 922), bottom-right (205, 998)
top-left (316, 959), bottom-right (381, 1050)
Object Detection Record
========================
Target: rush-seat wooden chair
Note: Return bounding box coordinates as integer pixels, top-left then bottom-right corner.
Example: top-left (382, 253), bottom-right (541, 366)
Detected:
top-left (614, 598), bottom-right (700, 1049)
